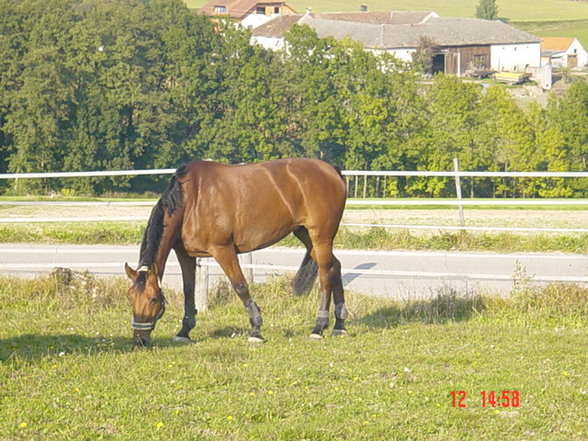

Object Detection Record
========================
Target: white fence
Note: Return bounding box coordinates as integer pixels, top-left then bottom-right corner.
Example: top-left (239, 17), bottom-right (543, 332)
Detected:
top-left (1, 166), bottom-right (587, 306)
top-left (1, 167), bottom-right (587, 233)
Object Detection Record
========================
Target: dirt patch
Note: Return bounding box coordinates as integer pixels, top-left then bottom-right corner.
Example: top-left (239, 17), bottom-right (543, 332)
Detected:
top-left (2, 204), bottom-right (587, 231)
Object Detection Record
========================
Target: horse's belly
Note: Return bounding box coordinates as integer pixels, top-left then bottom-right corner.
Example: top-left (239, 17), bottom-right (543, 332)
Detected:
top-left (233, 223), bottom-right (295, 253)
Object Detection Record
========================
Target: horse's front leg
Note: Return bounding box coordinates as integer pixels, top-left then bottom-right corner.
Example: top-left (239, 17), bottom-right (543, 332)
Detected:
top-left (211, 246), bottom-right (264, 343)
top-left (173, 246), bottom-right (197, 343)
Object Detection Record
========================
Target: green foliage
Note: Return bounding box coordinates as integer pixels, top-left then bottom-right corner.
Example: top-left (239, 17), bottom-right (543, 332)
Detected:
top-left (475, 0), bottom-right (498, 20)
top-left (0, 0), bottom-right (587, 198)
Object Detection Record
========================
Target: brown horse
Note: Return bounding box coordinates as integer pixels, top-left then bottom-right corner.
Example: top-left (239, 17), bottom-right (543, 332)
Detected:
top-left (124, 158), bottom-right (348, 345)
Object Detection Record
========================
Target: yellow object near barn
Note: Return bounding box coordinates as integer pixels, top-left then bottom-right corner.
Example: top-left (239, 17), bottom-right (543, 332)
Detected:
top-left (494, 71), bottom-right (530, 85)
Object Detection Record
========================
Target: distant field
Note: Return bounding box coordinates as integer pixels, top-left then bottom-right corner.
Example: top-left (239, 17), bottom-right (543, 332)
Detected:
top-left (185, 0), bottom-right (588, 21)
top-left (513, 19), bottom-right (588, 48)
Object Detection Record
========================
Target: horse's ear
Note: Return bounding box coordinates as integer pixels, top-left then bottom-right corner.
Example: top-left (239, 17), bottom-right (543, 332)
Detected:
top-left (151, 263), bottom-right (159, 279)
top-left (124, 263), bottom-right (137, 280)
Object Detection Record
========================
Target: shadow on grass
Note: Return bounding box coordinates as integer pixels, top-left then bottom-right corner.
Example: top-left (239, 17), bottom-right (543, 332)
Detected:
top-left (0, 332), bottom-right (190, 364)
top-left (356, 291), bottom-right (485, 329)
top-left (208, 326), bottom-right (248, 339)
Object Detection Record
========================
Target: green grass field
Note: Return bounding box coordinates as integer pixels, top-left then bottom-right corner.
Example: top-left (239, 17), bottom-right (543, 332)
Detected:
top-left (1, 274), bottom-right (587, 440)
top-left (513, 19), bottom-right (588, 48)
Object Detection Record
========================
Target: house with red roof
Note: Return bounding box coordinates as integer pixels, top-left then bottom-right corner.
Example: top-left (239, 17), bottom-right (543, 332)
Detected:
top-left (540, 37), bottom-right (587, 68)
top-left (199, 0), bottom-right (297, 28)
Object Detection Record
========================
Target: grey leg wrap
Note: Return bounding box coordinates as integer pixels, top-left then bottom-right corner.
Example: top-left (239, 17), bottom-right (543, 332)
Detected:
top-left (311, 309), bottom-right (330, 336)
top-left (245, 300), bottom-right (263, 328)
top-left (335, 303), bottom-right (349, 320)
top-left (317, 309), bottom-right (330, 326)
top-left (333, 303), bottom-right (348, 334)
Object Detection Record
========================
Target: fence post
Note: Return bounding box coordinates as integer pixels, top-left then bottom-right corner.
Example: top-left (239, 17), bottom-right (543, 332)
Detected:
top-left (195, 258), bottom-right (209, 312)
top-left (239, 252), bottom-right (254, 284)
top-left (363, 174), bottom-right (368, 198)
top-left (453, 158), bottom-right (465, 228)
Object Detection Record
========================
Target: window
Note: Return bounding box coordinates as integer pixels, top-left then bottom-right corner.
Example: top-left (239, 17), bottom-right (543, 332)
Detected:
top-left (256, 6), bottom-right (265, 14)
top-left (213, 5), bottom-right (227, 12)
top-left (473, 54), bottom-right (486, 68)
top-left (274, 6), bottom-right (280, 14)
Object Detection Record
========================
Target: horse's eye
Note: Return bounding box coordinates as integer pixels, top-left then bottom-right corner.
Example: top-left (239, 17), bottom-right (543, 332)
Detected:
top-left (149, 297), bottom-right (159, 305)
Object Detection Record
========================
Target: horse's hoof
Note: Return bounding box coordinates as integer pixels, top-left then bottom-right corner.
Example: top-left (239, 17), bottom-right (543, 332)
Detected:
top-left (248, 335), bottom-right (265, 344)
top-left (331, 329), bottom-right (347, 337)
top-left (172, 336), bottom-right (191, 344)
top-left (308, 333), bottom-right (323, 340)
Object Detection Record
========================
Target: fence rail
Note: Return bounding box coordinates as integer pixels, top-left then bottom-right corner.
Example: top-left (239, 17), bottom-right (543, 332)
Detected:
top-left (2, 169), bottom-right (588, 179)
top-left (1, 166), bottom-right (587, 308)
top-left (2, 198), bottom-right (588, 207)
top-left (1, 167), bottom-right (587, 234)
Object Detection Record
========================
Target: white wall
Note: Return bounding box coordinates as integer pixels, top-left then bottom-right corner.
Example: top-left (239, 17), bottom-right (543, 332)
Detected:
top-left (366, 48), bottom-right (416, 63)
top-left (567, 38), bottom-right (588, 67)
top-left (250, 36), bottom-right (286, 51)
top-left (490, 43), bottom-right (541, 72)
top-left (241, 14), bottom-right (275, 29)
top-left (388, 48), bottom-right (416, 63)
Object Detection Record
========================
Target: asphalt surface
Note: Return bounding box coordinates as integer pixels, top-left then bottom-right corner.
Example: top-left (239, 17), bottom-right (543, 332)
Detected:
top-left (0, 244), bottom-right (587, 300)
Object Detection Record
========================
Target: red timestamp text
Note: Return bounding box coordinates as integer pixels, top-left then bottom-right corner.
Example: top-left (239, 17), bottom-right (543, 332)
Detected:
top-left (450, 390), bottom-right (521, 408)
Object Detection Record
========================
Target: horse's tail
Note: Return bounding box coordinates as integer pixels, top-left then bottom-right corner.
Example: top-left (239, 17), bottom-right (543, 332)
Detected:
top-left (333, 165), bottom-right (345, 182)
top-left (291, 251), bottom-right (318, 296)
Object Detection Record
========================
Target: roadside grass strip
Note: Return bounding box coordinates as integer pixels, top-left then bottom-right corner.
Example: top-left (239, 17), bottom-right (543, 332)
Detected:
top-left (2, 223), bottom-right (588, 254)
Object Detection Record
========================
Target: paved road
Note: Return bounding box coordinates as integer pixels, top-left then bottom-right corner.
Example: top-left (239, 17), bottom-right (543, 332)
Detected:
top-left (0, 244), bottom-right (586, 300)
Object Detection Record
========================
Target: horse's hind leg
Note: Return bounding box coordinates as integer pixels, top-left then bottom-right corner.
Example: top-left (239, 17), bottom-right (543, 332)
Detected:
top-left (330, 258), bottom-right (347, 336)
top-left (211, 245), bottom-right (264, 343)
top-left (309, 241), bottom-right (345, 338)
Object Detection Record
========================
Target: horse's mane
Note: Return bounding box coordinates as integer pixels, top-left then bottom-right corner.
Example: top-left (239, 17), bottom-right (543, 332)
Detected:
top-left (138, 166), bottom-right (187, 271)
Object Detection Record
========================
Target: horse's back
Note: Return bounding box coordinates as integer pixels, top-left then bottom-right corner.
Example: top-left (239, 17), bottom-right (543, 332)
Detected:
top-left (179, 159), bottom-right (346, 253)
top-left (184, 158), bottom-right (345, 206)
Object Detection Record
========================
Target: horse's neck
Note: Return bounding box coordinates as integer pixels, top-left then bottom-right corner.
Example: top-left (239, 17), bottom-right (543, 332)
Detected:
top-left (153, 212), bottom-right (182, 278)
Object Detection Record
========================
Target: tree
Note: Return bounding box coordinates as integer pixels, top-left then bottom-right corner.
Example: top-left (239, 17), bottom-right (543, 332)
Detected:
top-left (411, 36), bottom-right (438, 75)
top-left (475, 0), bottom-right (498, 20)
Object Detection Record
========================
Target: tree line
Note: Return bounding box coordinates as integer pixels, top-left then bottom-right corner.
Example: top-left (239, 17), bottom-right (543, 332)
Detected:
top-left (1, 0), bottom-right (587, 197)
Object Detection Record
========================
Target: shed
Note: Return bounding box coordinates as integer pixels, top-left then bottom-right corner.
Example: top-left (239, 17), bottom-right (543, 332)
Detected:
top-left (540, 37), bottom-right (588, 68)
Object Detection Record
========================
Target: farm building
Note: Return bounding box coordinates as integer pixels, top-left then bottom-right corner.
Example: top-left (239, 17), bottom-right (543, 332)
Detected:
top-left (252, 11), bottom-right (542, 75)
top-left (198, 0), bottom-right (297, 29)
top-left (540, 37), bottom-right (588, 68)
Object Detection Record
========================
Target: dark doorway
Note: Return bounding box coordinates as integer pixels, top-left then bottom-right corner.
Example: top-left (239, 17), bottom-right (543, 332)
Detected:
top-left (432, 54), bottom-right (445, 74)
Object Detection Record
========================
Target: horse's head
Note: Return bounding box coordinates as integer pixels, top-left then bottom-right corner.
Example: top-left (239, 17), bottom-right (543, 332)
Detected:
top-left (124, 263), bottom-right (166, 346)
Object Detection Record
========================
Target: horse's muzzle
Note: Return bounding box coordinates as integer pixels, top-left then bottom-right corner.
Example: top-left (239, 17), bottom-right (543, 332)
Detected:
top-left (130, 305), bottom-right (165, 346)
top-left (133, 329), bottom-right (152, 347)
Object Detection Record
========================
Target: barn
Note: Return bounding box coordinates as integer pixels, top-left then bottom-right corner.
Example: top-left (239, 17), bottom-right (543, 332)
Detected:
top-left (252, 11), bottom-right (542, 75)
